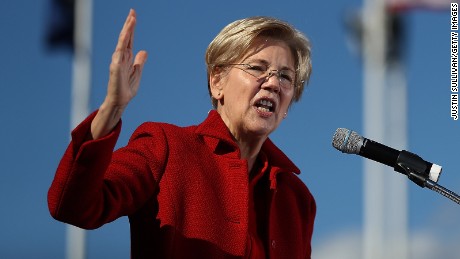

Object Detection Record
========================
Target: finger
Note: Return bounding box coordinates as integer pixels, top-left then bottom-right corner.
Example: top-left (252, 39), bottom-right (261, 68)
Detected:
top-left (118, 9), bottom-right (135, 48)
top-left (131, 50), bottom-right (148, 80)
top-left (134, 50), bottom-right (148, 68)
top-left (114, 10), bottom-right (136, 62)
top-left (121, 9), bottom-right (135, 34)
top-left (127, 10), bottom-right (137, 51)
top-left (129, 51), bottom-right (148, 86)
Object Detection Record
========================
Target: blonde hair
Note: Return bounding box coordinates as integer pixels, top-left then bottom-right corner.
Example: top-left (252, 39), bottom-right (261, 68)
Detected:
top-left (205, 16), bottom-right (312, 108)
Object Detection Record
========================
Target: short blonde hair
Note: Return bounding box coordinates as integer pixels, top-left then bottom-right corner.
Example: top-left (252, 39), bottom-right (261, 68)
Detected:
top-left (206, 16), bottom-right (312, 108)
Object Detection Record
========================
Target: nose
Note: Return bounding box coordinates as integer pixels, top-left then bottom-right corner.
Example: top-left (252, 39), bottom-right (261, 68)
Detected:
top-left (262, 71), bottom-right (281, 93)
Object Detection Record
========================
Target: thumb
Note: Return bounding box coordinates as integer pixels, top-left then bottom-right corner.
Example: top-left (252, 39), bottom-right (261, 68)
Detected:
top-left (132, 50), bottom-right (147, 78)
top-left (134, 50), bottom-right (148, 69)
top-left (129, 50), bottom-right (148, 88)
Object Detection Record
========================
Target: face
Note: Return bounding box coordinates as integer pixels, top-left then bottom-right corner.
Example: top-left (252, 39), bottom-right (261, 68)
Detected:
top-left (210, 37), bottom-right (295, 142)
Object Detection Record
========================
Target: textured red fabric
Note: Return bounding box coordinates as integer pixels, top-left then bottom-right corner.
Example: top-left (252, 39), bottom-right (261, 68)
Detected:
top-left (48, 110), bottom-right (316, 258)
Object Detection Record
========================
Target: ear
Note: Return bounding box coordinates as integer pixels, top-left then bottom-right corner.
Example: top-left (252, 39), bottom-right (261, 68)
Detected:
top-left (209, 67), bottom-right (225, 101)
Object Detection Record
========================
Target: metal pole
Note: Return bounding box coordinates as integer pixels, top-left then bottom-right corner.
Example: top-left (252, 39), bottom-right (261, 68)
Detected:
top-left (363, 1), bottom-right (409, 258)
top-left (67, 0), bottom-right (92, 258)
top-left (385, 60), bottom-right (409, 259)
top-left (362, 0), bottom-right (386, 258)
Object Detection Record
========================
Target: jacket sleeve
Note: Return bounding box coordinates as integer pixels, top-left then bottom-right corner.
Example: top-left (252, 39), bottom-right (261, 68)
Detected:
top-left (48, 111), bottom-right (167, 229)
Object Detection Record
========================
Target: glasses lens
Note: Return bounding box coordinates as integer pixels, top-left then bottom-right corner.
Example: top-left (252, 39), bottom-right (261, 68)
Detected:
top-left (234, 63), bottom-right (295, 90)
top-left (276, 71), bottom-right (295, 89)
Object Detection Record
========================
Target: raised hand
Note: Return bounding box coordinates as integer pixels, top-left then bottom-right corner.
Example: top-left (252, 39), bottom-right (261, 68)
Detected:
top-left (91, 9), bottom-right (148, 139)
top-left (106, 9), bottom-right (148, 108)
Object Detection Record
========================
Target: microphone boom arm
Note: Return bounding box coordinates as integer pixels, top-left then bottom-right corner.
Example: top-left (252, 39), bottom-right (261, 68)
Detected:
top-left (425, 180), bottom-right (460, 205)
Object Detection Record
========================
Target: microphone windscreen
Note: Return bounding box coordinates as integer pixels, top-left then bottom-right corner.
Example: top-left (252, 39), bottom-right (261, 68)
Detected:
top-left (332, 128), bottom-right (364, 154)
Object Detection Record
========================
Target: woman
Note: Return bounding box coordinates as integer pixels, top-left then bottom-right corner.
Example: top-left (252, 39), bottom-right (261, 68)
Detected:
top-left (48, 9), bottom-right (316, 258)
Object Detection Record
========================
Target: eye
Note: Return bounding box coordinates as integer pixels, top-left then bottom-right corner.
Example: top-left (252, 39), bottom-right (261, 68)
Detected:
top-left (246, 64), bottom-right (266, 72)
top-left (280, 72), bottom-right (294, 83)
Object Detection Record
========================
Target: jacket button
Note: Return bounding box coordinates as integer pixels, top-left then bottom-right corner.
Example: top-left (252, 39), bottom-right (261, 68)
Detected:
top-left (271, 240), bottom-right (276, 249)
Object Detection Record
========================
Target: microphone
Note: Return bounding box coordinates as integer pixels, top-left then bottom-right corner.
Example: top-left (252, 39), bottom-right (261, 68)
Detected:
top-left (332, 128), bottom-right (442, 184)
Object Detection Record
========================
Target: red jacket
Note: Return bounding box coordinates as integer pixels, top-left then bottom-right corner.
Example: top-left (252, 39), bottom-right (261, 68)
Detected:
top-left (48, 110), bottom-right (316, 258)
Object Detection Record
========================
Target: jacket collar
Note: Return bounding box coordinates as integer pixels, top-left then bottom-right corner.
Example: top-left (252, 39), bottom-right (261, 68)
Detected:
top-left (195, 110), bottom-right (300, 181)
top-left (195, 110), bottom-right (240, 151)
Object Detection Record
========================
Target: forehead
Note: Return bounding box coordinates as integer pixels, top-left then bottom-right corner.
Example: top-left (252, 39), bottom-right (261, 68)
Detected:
top-left (241, 37), bottom-right (295, 68)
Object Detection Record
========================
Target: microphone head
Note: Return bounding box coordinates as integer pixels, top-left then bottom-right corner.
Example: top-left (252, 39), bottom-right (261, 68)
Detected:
top-left (332, 128), bottom-right (364, 154)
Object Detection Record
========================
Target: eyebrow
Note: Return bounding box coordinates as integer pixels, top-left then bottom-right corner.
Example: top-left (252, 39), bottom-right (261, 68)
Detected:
top-left (244, 58), bottom-right (295, 73)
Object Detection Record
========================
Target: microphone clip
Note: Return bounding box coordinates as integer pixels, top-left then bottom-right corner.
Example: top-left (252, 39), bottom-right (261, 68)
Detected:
top-left (397, 151), bottom-right (460, 205)
top-left (396, 150), bottom-right (430, 187)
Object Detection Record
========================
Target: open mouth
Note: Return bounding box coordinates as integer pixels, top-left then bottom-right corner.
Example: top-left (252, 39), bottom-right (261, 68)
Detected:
top-left (255, 98), bottom-right (275, 113)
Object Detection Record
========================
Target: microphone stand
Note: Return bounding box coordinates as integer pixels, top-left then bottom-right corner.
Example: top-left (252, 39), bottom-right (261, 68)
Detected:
top-left (397, 161), bottom-right (460, 205)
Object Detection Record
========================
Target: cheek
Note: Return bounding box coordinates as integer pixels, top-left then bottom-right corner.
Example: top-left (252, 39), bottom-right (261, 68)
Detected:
top-left (280, 93), bottom-right (294, 110)
top-left (228, 82), bottom-right (257, 102)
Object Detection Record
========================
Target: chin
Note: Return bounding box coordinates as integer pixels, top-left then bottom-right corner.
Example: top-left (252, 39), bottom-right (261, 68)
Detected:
top-left (248, 123), bottom-right (277, 137)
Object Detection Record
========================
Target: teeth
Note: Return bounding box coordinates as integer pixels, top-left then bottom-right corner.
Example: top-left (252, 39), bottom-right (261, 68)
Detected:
top-left (257, 107), bottom-right (270, 112)
top-left (259, 99), bottom-right (273, 107)
top-left (255, 99), bottom-right (275, 113)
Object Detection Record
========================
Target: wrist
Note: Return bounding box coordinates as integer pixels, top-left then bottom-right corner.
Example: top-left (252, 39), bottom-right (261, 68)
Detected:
top-left (100, 96), bottom-right (128, 114)
top-left (91, 100), bottom-right (125, 140)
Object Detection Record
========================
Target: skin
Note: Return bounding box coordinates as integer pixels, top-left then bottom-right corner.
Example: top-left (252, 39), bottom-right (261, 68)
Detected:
top-left (210, 38), bottom-right (295, 172)
top-left (91, 9), bottom-right (148, 140)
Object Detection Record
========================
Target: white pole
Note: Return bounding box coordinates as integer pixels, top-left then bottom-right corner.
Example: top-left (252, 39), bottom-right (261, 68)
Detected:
top-left (385, 60), bottom-right (409, 259)
top-left (362, 0), bottom-right (386, 258)
top-left (67, 0), bottom-right (92, 258)
top-left (363, 1), bottom-right (409, 258)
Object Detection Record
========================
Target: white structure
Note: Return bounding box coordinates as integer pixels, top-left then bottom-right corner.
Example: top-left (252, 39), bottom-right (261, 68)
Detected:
top-left (67, 0), bottom-right (93, 258)
top-left (362, 0), bottom-right (408, 258)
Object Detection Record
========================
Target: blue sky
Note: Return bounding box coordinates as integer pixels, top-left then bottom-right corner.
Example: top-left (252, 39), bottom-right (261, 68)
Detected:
top-left (1, 0), bottom-right (459, 258)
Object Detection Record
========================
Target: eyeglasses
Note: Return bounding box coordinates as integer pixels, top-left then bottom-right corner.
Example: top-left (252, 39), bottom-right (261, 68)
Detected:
top-left (225, 63), bottom-right (296, 91)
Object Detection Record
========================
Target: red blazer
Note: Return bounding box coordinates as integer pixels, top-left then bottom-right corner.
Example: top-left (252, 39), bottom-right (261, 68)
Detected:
top-left (48, 110), bottom-right (316, 258)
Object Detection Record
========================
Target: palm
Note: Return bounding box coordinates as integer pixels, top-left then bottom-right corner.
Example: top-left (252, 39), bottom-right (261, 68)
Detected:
top-left (107, 9), bottom-right (147, 108)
